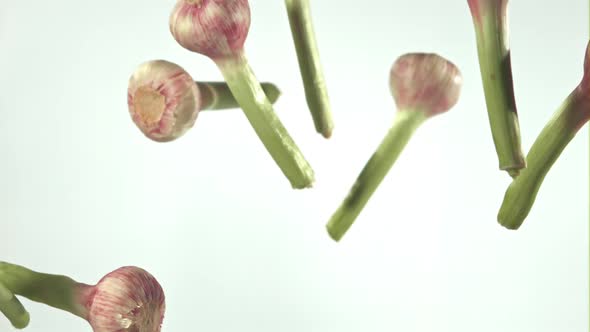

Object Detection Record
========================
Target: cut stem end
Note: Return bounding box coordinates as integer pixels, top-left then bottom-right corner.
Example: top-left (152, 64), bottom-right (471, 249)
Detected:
top-left (326, 110), bottom-right (426, 241)
top-left (215, 53), bottom-right (315, 189)
top-left (285, 0), bottom-right (334, 139)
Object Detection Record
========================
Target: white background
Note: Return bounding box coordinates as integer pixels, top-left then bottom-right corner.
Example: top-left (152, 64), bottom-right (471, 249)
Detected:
top-left (0, 1), bottom-right (588, 331)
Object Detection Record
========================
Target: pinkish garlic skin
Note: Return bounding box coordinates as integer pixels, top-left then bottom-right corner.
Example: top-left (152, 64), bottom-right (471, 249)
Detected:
top-left (571, 41), bottom-right (590, 132)
top-left (389, 53), bottom-right (463, 117)
top-left (467, 0), bottom-right (507, 27)
top-left (581, 41), bottom-right (590, 92)
top-left (83, 266), bottom-right (166, 332)
top-left (127, 60), bottom-right (201, 142)
top-left (169, 0), bottom-right (251, 60)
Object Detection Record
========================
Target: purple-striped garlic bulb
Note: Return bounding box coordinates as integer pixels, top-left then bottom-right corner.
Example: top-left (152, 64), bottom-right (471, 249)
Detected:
top-left (169, 0), bottom-right (251, 60)
top-left (81, 266), bottom-right (166, 332)
top-left (127, 60), bottom-right (201, 142)
top-left (389, 53), bottom-right (463, 117)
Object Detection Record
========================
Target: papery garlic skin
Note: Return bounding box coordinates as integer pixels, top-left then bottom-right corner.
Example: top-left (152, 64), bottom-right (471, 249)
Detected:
top-left (127, 60), bottom-right (201, 142)
top-left (86, 267), bottom-right (165, 332)
top-left (0, 263), bottom-right (166, 332)
top-left (169, 0), bottom-right (251, 60)
top-left (389, 53), bottom-right (463, 117)
top-left (467, 0), bottom-right (507, 27)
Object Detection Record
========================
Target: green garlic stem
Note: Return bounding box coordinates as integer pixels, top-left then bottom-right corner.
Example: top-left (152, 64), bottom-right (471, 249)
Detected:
top-left (215, 52), bottom-right (315, 189)
top-left (497, 90), bottom-right (586, 229)
top-left (198, 81), bottom-right (281, 110)
top-left (0, 281), bottom-right (29, 329)
top-left (472, 5), bottom-right (525, 177)
top-left (326, 110), bottom-right (427, 241)
top-left (285, 0), bottom-right (334, 138)
top-left (0, 261), bottom-right (89, 320)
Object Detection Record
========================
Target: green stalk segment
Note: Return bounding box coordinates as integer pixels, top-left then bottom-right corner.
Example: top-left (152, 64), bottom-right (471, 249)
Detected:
top-left (326, 110), bottom-right (427, 241)
top-left (0, 262), bottom-right (88, 319)
top-left (471, 5), bottom-right (525, 177)
top-left (498, 91), bottom-right (587, 229)
top-left (215, 53), bottom-right (315, 189)
top-left (285, 0), bottom-right (334, 138)
top-left (198, 82), bottom-right (281, 110)
top-left (0, 282), bottom-right (29, 329)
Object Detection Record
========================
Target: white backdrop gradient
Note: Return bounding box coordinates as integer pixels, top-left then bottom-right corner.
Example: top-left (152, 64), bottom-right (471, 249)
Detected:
top-left (0, 1), bottom-right (588, 332)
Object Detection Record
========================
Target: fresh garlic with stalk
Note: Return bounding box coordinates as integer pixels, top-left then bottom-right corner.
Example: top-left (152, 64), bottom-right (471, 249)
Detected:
top-left (326, 53), bottom-right (463, 241)
top-left (128, 60), bottom-right (201, 142)
top-left (467, 0), bottom-right (525, 177)
top-left (127, 59), bottom-right (282, 142)
top-left (0, 262), bottom-right (165, 332)
top-left (498, 41), bottom-right (590, 229)
top-left (169, 0), bottom-right (315, 189)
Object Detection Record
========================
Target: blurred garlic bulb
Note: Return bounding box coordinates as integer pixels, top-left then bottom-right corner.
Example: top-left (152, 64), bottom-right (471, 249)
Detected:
top-left (326, 52), bottom-right (463, 241)
top-left (389, 53), bottom-right (462, 117)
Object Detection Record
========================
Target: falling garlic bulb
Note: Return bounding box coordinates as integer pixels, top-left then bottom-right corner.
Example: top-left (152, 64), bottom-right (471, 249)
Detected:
top-left (167, 0), bottom-right (316, 189)
top-left (389, 53), bottom-right (463, 117)
top-left (127, 60), bottom-right (201, 142)
top-left (84, 267), bottom-right (166, 332)
top-left (326, 53), bottom-right (463, 241)
top-left (0, 262), bottom-right (166, 332)
top-left (169, 0), bottom-right (251, 60)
